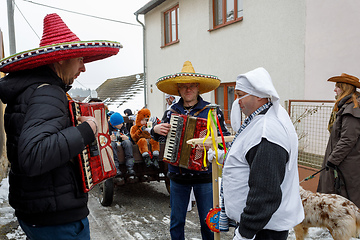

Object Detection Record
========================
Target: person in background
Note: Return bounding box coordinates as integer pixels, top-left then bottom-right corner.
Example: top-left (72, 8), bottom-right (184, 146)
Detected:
top-left (165, 94), bottom-right (180, 110)
top-left (220, 67), bottom-right (304, 240)
top-left (152, 61), bottom-right (230, 240)
top-left (0, 13), bottom-right (121, 240)
top-left (109, 112), bottom-right (136, 178)
top-left (88, 98), bottom-right (110, 118)
top-left (123, 108), bottom-right (135, 133)
top-left (107, 110), bottom-right (115, 121)
top-left (88, 98), bottom-right (102, 103)
top-left (317, 73), bottom-right (360, 208)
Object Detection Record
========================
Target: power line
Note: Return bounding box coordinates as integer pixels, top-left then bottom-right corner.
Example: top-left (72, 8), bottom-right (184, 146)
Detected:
top-left (74, 79), bottom-right (89, 89)
top-left (22, 0), bottom-right (141, 27)
top-left (13, 0), bottom-right (41, 40)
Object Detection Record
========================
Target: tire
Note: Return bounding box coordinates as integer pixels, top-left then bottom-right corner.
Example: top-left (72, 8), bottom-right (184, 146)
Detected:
top-left (99, 178), bottom-right (114, 206)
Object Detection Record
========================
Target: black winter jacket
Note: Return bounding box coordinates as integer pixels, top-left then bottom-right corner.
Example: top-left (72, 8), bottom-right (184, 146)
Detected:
top-left (0, 66), bottom-right (95, 226)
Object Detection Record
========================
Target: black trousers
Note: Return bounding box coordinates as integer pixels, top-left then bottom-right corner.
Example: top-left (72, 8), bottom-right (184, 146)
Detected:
top-left (234, 228), bottom-right (289, 240)
top-left (254, 229), bottom-right (288, 240)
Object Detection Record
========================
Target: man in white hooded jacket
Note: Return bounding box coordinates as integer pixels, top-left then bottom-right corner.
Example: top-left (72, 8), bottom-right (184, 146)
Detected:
top-left (221, 67), bottom-right (304, 240)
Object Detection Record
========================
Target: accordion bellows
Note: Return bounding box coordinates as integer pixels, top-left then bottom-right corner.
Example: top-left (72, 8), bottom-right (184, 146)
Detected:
top-left (69, 100), bottom-right (116, 192)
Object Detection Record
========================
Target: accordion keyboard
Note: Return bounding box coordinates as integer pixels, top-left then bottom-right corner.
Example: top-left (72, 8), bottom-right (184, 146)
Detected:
top-left (164, 114), bottom-right (184, 163)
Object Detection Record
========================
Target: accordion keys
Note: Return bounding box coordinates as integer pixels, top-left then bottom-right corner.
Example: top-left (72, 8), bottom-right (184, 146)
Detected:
top-left (163, 114), bottom-right (208, 171)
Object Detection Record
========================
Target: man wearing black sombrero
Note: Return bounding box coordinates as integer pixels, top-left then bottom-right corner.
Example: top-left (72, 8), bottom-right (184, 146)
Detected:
top-left (0, 13), bottom-right (121, 240)
top-left (152, 61), bottom-right (230, 240)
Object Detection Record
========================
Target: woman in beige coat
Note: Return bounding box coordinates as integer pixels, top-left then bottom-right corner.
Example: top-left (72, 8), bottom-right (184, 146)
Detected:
top-left (317, 73), bottom-right (360, 208)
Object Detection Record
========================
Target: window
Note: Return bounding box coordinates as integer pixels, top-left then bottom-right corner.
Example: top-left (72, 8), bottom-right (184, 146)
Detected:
top-left (215, 82), bottom-right (236, 124)
top-left (213, 0), bottom-right (243, 29)
top-left (163, 5), bottom-right (179, 47)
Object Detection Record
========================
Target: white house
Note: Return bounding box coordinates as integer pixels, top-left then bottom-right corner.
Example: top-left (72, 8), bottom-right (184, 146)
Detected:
top-left (135, 0), bottom-right (360, 122)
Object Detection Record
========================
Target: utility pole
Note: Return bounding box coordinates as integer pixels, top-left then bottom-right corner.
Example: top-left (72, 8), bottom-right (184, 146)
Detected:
top-left (7, 0), bottom-right (16, 55)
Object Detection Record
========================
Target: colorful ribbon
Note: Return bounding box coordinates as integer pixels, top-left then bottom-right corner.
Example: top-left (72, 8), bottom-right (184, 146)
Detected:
top-left (202, 109), bottom-right (228, 167)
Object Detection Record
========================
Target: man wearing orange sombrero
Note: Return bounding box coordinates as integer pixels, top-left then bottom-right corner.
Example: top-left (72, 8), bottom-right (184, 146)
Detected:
top-left (0, 13), bottom-right (121, 239)
top-left (152, 61), bottom-right (231, 240)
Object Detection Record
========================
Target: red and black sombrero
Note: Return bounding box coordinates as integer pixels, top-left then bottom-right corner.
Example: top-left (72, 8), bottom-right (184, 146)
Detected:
top-left (0, 13), bottom-right (122, 73)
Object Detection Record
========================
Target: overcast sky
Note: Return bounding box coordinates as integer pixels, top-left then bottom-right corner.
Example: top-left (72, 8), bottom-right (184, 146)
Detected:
top-left (0, 0), bottom-right (150, 90)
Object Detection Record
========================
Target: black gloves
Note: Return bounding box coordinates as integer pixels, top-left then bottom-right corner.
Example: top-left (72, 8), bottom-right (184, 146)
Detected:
top-left (326, 161), bottom-right (337, 170)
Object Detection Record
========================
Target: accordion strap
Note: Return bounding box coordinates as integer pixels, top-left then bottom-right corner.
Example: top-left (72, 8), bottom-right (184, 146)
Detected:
top-left (169, 105), bottom-right (209, 116)
top-left (169, 107), bottom-right (179, 114)
top-left (193, 105), bottom-right (208, 116)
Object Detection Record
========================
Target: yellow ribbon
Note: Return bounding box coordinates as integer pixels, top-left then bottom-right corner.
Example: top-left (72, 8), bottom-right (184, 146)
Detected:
top-left (203, 110), bottom-right (218, 167)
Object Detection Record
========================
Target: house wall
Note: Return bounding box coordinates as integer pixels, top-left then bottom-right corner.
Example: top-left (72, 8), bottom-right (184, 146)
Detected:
top-left (144, 0), bottom-right (306, 118)
top-left (304, 0), bottom-right (360, 100)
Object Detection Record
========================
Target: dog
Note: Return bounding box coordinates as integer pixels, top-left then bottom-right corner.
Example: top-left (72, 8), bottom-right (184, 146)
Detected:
top-left (294, 186), bottom-right (360, 240)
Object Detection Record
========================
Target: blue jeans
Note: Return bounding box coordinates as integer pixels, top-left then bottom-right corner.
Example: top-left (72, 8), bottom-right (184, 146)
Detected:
top-left (18, 217), bottom-right (90, 240)
top-left (170, 180), bottom-right (214, 240)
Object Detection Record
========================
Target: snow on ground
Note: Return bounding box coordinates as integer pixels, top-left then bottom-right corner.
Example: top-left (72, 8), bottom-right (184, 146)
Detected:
top-left (0, 176), bottom-right (359, 239)
top-left (0, 177), bottom-right (26, 239)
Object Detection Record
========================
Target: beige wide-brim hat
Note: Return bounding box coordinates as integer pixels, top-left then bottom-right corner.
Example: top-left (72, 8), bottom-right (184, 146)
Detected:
top-left (328, 73), bottom-right (360, 88)
top-left (156, 61), bottom-right (221, 96)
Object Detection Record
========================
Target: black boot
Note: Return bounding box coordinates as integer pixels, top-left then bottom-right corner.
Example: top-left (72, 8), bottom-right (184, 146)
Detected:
top-left (115, 162), bottom-right (122, 177)
top-left (143, 155), bottom-right (152, 168)
top-left (127, 167), bottom-right (135, 176)
top-left (116, 168), bottom-right (122, 178)
top-left (125, 157), bottom-right (136, 176)
top-left (152, 155), bottom-right (160, 169)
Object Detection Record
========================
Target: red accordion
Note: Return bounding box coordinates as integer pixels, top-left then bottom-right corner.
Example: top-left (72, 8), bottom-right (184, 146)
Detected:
top-left (163, 114), bottom-right (208, 171)
top-left (68, 100), bottom-right (116, 193)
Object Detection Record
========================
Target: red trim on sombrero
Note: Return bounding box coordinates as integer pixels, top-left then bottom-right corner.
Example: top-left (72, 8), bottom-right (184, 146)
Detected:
top-left (0, 41), bottom-right (121, 73)
top-left (0, 13), bottom-right (122, 73)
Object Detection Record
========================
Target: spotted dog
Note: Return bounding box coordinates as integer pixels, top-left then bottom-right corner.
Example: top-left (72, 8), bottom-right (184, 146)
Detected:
top-left (294, 186), bottom-right (360, 240)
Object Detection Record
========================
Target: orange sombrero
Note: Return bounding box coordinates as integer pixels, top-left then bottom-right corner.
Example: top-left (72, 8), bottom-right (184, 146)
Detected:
top-left (0, 13), bottom-right (122, 73)
top-left (328, 73), bottom-right (360, 88)
top-left (156, 61), bottom-right (221, 96)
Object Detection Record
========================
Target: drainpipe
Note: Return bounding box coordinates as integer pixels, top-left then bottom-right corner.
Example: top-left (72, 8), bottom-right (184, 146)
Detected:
top-left (135, 13), bottom-right (146, 108)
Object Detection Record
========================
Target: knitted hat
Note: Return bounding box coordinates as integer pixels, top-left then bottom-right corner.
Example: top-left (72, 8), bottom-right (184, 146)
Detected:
top-left (0, 13), bottom-right (122, 73)
top-left (156, 61), bottom-right (221, 96)
top-left (110, 112), bottom-right (124, 126)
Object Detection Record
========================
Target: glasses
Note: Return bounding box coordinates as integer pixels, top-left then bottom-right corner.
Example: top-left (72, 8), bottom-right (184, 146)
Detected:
top-left (178, 84), bottom-right (199, 90)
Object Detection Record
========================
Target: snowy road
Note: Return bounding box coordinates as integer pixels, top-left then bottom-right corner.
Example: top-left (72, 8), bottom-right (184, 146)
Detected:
top-left (1, 177), bottom-right (359, 239)
top-left (87, 180), bottom-right (233, 240)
